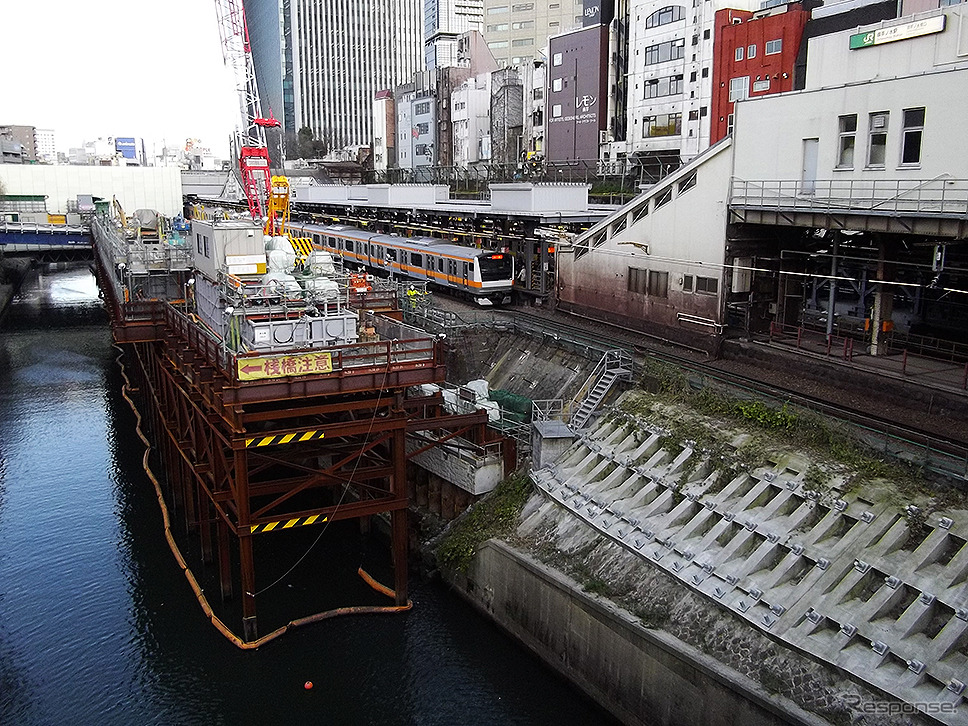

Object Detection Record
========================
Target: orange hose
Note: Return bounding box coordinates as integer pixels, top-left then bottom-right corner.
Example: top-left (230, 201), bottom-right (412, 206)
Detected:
top-left (115, 348), bottom-right (412, 650)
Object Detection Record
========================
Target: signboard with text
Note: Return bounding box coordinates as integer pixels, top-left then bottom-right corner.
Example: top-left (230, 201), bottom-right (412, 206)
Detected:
top-left (849, 15), bottom-right (945, 49)
top-left (237, 352), bottom-right (333, 381)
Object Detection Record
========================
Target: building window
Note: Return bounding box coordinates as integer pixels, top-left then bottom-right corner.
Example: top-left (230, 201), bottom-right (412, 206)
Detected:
top-left (488, 40), bottom-right (509, 48)
top-left (765, 38), bottom-right (782, 54)
top-left (644, 38), bottom-right (685, 65)
top-left (512, 20), bottom-right (534, 29)
top-left (900, 107), bottom-right (924, 165)
top-left (682, 274), bottom-right (694, 292)
top-left (649, 270), bottom-right (670, 297)
top-left (488, 5), bottom-right (509, 12)
top-left (867, 111), bottom-right (889, 167)
top-left (727, 113), bottom-right (734, 134)
top-left (552, 78), bottom-right (563, 92)
top-left (734, 46), bottom-right (744, 61)
top-left (512, 38), bottom-right (534, 46)
top-left (533, 88), bottom-right (543, 100)
top-left (747, 44), bottom-right (756, 59)
top-left (552, 104), bottom-right (562, 117)
top-left (703, 29), bottom-right (710, 39)
top-left (688, 109), bottom-right (699, 120)
top-left (512, 2), bottom-right (534, 9)
top-left (416, 122), bottom-right (429, 134)
top-left (696, 276), bottom-right (718, 294)
top-left (689, 70), bottom-right (697, 82)
top-left (414, 101), bottom-right (431, 115)
top-left (628, 267), bottom-right (648, 294)
top-left (552, 52), bottom-right (562, 66)
top-left (644, 113), bottom-right (682, 137)
top-left (701, 67), bottom-right (708, 78)
top-left (837, 114), bottom-right (856, 168)
top-left (728, 76), bottom-right (749, 102)
top-left (487, 23), bottom-right (509, 31)
top-left (645, 5), bottom-right (685, 27)
top-left (644, 74), bottom-right (684, 99)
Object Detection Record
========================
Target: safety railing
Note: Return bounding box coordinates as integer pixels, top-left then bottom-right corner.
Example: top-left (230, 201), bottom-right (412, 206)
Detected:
top-left (0, 221), bottom-right (89, 235)
top-left (730, 177), bottom-right (968, 217)
top-left (769, 321), bottom-right (857, 361)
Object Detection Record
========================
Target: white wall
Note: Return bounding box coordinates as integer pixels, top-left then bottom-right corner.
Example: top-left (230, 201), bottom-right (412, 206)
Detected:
top-left (806, 6), bottom-right (968, 90)
top-left (733, 67), bottom-right (968, 182)
top-left (0, 166), bottom-right (183, 215)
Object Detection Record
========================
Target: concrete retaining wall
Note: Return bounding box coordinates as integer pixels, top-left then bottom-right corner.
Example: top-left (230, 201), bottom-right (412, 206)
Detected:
top-left (454, 539), bottom-right (826, 726)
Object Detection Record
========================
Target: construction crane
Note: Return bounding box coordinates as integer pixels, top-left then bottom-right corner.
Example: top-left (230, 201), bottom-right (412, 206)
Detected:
top-left (212, 0), bottom-right (281, 223)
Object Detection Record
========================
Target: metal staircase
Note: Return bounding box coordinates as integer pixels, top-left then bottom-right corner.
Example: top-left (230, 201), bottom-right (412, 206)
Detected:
top-left (568, 349), bottom-right (633, 430)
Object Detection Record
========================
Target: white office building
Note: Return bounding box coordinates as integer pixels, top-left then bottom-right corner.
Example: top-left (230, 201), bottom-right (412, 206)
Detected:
top-left (246, 0), bottom-right (425, 151)
top-left (425, 0), bottom-right (485, 70)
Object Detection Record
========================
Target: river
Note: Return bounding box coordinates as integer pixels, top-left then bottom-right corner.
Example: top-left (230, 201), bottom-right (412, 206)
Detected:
top-left (0, 263), bottom-right (616, 725)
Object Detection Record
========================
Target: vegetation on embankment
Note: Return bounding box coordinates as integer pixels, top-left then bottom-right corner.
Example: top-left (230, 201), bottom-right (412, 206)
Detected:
top-left (436, 473), bottom-right (533, 572)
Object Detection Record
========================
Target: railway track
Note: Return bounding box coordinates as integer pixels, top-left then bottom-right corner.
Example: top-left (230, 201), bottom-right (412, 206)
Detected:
top-left (498, 309), bottom-right (968, 484)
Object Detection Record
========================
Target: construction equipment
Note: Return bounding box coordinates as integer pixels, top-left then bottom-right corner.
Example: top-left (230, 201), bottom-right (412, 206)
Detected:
top-left (213, 0), bottom-right (281, 222)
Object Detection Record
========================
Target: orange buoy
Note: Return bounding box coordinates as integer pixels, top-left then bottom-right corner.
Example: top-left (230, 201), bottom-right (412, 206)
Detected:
top-left (304, 681), bottom-right (313, 690)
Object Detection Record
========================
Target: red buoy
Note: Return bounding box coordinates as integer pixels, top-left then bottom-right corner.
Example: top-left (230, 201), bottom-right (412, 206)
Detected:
top-left (304, 681), bottom-right (313, 690)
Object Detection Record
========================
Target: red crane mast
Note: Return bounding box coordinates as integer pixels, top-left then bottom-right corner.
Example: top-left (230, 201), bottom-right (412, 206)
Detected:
top-left (213, 0), bottom-right (280, 221)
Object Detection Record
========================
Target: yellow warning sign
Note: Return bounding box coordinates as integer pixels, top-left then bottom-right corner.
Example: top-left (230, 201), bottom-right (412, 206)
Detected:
top-left (237, 352), bottom-right (333, 381)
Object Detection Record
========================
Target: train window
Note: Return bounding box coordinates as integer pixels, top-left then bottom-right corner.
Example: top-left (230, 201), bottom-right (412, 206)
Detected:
top-left (479, 253), bottom-right (514, 281)
top-left (462, 262), bottom-right (469, 279)
top-left (345, 240), bottom-right (354, 252)
top-left (386, 248), bottom-right (397, 262)
top-left (437, 257), bottom-right (444, 272)
top-left (411, 252), bottom-right (423, 267)
top-left (313, 233), bottom-right (321, 246)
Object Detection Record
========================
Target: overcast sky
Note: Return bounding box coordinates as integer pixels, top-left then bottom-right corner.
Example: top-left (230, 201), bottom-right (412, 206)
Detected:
top-left (0, 1), bottom-right (240, 158)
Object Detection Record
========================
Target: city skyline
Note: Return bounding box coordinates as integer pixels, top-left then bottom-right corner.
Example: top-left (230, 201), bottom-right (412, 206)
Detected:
top-left (1, 0), bottom-right (239, 158)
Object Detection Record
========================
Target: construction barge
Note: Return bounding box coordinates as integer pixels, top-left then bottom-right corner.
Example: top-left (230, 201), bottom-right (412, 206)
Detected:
top-left (90, 204), bottom-right (508, 644)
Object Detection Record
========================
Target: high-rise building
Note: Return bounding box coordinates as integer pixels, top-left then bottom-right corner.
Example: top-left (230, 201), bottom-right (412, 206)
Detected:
top-left (35, 129), bottom-right (56, 164)
top-left (425, 0), bottom-right (485, 70)
top-left (482, 0), bottom-right (584, 66)
top-left (0, 125), bottom-right (37, 162)
top-left (244, 0), bottom-right (424, 154)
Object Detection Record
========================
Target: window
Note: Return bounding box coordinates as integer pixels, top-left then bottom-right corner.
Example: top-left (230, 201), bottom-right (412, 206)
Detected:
top-left (644, 38), bottom-right (685, 65)
top-left (552, 104), bottom-right (562, 117)
top-left (411, 253), bottom-right (423, 268)
top-left (747, 44), bottom-right (756, 59)
top-left (734, 46), bottom-right (744, 61)
top-left (900, 107), bottom-right (924, 165)
top-left (679, 171), bottom-right (698, 193)
top-left (867, 111), bottom-right (889, 167)
top-left (512, 2), bottom-right (534, 9)
top-left (688, 109), bottom-right (699, 120)
top-left (837, 114), bottom-right (856, 168)
top-left (648, 270), bottom-right (669, 298)
top-left (512, 20), bottom-right (534, 29)
top-left (703, 29), bottom-right (710, 39)
top-left (645, 6), bottom-right (685, 27)
top-left (765, 38), bottom-right (782, 54)
top-left (414, 101), bottom-right (431, 115)
top-left (643, 113), bottom-right (682, 137)
top-left (689, 70), bottom-right (697, 82)
top-left (203, 235), bottom-right (210, 258)
top-left (727, 113), bottom-right (734, 135)
top-left (488, 40), bottom-right (509, 48)
top-left (196, 232), bottom-right (202, 254)
top-left (487, 23), bottom-right (508, 31)
top-left (533, 87), bottom-right (543, 100)
top-left (552, 52), bottom-right (562, 66)
top-left (416, 122), bottom-right (429, 134)
top-left (552, 77), bottom-right (563, 92)
top-left (512, 38), bottom-right (534, 46)
top-left (696, 276), bottom-right (718, 294)
top-left (488, 5), bottom-right (509, 12)
top-left (683, 274), bottom-right (694, 292)
top-left (643, 74), bottom-right (684, 99)
top-left (628, 267), bottom-right (648, 294)
top-left (728, 76), bottom-right (749, 102)
top-left (701, 67), bottom-right (708, 78)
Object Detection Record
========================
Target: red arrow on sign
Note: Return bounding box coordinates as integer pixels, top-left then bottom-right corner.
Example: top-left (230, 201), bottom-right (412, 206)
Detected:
top-left (241, 364), bottom-right (263, 374)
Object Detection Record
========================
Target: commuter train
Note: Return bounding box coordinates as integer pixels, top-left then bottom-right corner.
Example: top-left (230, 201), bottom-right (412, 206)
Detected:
top-left (286, 221), bottom-right (515, 305)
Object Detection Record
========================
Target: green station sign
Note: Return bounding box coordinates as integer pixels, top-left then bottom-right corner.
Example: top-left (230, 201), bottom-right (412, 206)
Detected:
top-left (850, 15), bottom-right (946, 49)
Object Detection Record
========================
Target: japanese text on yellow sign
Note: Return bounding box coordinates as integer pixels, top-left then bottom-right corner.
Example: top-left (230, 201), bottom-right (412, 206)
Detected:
top-left (237, 352), bottom-right (333, 381)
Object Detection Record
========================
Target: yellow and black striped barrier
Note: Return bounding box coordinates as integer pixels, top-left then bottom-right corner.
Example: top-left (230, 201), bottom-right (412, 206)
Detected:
top-left (244, 430), bottom-right (325, 448)
top-left (249, 514), bottom-right (329, 534)
top-left (289, 235), bottom-right (314, 263)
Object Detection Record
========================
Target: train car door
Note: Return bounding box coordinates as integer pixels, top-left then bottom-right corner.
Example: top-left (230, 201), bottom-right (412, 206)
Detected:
top-left (461, 260), bottom-right (469, 286)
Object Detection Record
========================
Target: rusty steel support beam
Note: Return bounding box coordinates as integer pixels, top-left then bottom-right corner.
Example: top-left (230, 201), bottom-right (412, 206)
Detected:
top-left (234, 446), bottom-right (258, 642)
top-left (217, 517), bottom-right (234, 601)
top-left (392, 423), bottom-right (408, 605)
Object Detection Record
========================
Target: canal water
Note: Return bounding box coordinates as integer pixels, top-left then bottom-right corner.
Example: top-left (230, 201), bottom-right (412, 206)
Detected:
top-left (0, 264), bottom-right (617, 725)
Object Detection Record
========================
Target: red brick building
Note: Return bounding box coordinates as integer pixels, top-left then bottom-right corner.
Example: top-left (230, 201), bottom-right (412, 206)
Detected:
top-left (711, 3), bottom-right (809, 144)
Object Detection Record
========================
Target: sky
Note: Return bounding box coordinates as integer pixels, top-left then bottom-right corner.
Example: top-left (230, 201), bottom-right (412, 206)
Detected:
top-left (0, 1), bottom-right (241, 159)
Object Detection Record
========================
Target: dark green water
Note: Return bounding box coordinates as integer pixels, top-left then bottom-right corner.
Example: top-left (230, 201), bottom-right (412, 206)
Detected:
top-left (0, 264), bottom-right (617, 725)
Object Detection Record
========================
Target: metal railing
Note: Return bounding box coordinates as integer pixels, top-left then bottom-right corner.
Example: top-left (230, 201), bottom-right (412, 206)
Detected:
top-left (0, 221), bottom-right (89, 235)
top-left (730, 177), bottom-right (968, 217)
top-left (769, 321), bottom-right (857, 361)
